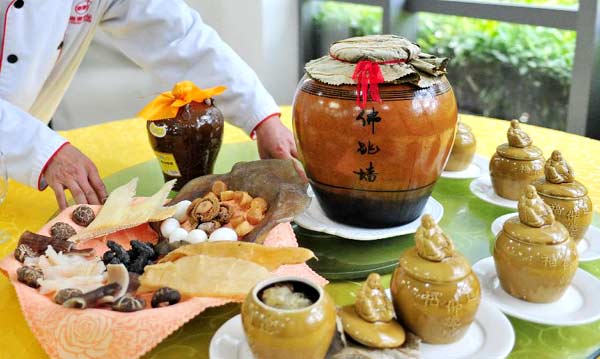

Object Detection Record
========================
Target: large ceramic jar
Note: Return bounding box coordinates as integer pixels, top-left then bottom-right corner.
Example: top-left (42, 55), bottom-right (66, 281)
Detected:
top-left (533, 150), bottom-right (593, 244)
top-left (293, 35), bottom-right (457, 228)
top-left (494, 185), bottom-right (578, 303)
top-left (490, 120), bottom-right (544, 200)
top-left (241, 276), bottom-right (337, 359)
top-left (390, 215), bottom-right (480, 344)
top-left (147, 100), bottom-right (223, 191)
top-left (444, 121), bottom-right (476, 171)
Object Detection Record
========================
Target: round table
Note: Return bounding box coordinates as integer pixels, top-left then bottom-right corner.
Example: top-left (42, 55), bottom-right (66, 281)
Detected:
top-left (1, 108), bottom-right (600, 358)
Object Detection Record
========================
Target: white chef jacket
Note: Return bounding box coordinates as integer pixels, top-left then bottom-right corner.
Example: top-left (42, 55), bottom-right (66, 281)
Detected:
top-left (0, 0), bottom-right (280, 190)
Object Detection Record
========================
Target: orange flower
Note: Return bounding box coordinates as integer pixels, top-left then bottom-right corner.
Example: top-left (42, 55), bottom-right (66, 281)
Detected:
top-left (138, 81), bottom-right (226, 121)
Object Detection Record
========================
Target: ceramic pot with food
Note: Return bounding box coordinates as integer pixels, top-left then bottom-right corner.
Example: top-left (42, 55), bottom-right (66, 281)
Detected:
top-left (489, 119), bottom-right (544, 200)
top-left (533, 150), bottom-right (593, 244)
top-left (494, 185), bottom-right (578, 303)
top-left (139, 81), bottom-right (225, 191)
top-left (390, 215), bottom-right (480, 344)
top-left (293, 35), bottom-right (457, 227)
top-left (241, 276), bottom-right (337, 359)
top-left (445, 121), bottom-right (476, 171)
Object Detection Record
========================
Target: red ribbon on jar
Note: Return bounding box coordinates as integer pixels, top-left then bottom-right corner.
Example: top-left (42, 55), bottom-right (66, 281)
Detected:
top-left (329, 53), bottom-right (407, 108)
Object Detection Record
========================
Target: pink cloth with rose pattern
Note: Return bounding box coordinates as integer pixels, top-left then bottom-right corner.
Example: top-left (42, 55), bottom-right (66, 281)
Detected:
top-left (0, 205), bottom-right (326, 359)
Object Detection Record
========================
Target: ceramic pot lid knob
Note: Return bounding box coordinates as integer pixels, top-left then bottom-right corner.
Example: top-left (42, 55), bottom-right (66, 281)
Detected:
top-left (507, 119), bottom-right (532, 148)
top-left (545, 150), bottom-right (575, 184)
top-left (415, 214), bottom-right (456, 262)
top-left (518, 185), bottom-right (555, 228)
top-left (354, 273), bottom-right (394, 323)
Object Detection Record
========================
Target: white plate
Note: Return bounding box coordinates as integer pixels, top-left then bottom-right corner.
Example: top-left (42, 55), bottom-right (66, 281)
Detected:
top-left (294, 194), bottom-right (443, 241)
top-left (470, 176), bottom-right (517, 209)
top-left (209, 303), bottom-right (514, 359)
top-left (491, 214), bottom-right (600, 262)
top-left (441, 154), bottom-right (488, 179)
top-left (472, 257), bottom-right (600, 326)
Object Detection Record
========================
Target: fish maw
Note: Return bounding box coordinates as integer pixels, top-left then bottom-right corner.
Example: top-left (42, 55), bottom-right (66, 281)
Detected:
top-left (158, 241), bottom-right (315, 270)
top-left (138, 255), bottom-right (272, 299)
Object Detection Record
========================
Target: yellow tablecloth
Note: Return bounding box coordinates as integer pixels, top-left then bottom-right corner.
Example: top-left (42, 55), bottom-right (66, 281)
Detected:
top-left (1, 107), bottom-right (600, 358)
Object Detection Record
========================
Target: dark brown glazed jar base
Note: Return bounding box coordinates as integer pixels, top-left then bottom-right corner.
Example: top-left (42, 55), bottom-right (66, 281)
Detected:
top-left (147, 101), bottom-right (224, 191)
top-left (311, 180), bottom-right (434, 228)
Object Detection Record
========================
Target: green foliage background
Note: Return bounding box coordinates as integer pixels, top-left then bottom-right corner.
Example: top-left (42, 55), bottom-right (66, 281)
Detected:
top-left (311, 0), bottom-right (577, 130)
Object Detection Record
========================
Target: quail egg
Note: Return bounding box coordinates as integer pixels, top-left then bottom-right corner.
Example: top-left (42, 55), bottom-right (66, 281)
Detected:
top-left (185, 229), bottom-right (208, 244)
top-left (173, 200), bottom-right (192, 223)
top-left (208, 227), bottom-right (238, 242)
top-left (168, 228), bottom-right (189, 243)
top-left (160, 218), bottom-right (180, 238)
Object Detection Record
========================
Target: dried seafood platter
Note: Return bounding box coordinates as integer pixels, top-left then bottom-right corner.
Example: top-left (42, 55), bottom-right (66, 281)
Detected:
top-left (0, 160), bottom-right (322, 359)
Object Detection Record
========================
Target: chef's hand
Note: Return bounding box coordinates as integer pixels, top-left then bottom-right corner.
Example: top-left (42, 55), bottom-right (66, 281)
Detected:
top-left (44, 144), bottom-right (108, 210)
top-left (255, 116), bottom-right (307, 181)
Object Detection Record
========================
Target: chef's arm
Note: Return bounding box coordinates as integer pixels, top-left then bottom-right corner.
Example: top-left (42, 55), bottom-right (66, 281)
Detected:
top-left (0, 99), bottom-right (106, 208)
top-left (100, 0), bottom-right (281, 136)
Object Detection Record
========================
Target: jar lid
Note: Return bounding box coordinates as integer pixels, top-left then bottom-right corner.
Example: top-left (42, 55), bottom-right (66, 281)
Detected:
top-left (502, 216), bottom-right (569, 245)
top-left (534, 180), bottom-right (587, 199)
top-left (304, 35), bottom-right (448, 89)
top-left (533, 150), bottom-right (587, 198)
top-left (496, 143), bottom-right (543, 161)
top-left (400, 247), bottom-right (472, 283)
top-left (506, 185), bottom-right (570, 244)
top-left (399, 215), bottom-right (472, 283)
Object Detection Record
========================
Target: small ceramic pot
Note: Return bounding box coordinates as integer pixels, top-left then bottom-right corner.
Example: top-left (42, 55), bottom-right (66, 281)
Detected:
top-left (147, 101), bottom-right (223, 191)
top-left (532, 151), bottom-right (593, 244)
top-left (490, 144), bottom-right (544, 200)
top-left (445, 122), bottom-right (476, 171)
top-left (241, 276), bottom-right (336, 359)
top-left (494, 216), bottom-right (578, 303)
top-left (390, 248), bottom-right (481, 344)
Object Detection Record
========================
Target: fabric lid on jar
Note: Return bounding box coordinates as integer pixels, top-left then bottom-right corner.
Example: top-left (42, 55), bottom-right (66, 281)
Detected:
top-left (305, 35), bottom-right (448, 88)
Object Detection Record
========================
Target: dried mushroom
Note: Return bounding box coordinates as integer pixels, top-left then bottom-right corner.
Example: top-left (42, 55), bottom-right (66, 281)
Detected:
top-left (14, 244), bottom-right (36, 262)
top-left (112, 295), bottom-right (146, 312)
top-left (17, 266), bottom-right (43, 288)
top-left (151, 287), bottom-right (181, 308)
top-left (197, 220), bottom-right (221, 235)
top-left (54, 288), bottom-right (84, 305)
top-left (50, 222), bottom-right (77, 241)
top-left (72, 205), bottom-right (96, 227)
top-left (215, 203), bottom-right (233, 224)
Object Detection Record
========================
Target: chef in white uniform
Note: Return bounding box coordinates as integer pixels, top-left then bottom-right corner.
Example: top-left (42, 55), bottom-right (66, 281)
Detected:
top-left (0, 0), bottom-right (297, 209)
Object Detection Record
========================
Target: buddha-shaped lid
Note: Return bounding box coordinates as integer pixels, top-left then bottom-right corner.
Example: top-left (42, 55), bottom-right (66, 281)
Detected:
top-left (339, 273), bottom-right (406, 349)
top-left (496, 120), bottom-right (543, 161)
top-left (534, 150), bottom-right (588, 198)
top-left (399, 215), bottom-right (472, 283)
top-left (503, 185), bottom-right (570, 245)
top-left (355, 273), bottom-right (394, 323)
top-left (304, 35), bottom-right (448, 89)
top-left (455, 121), bottom-right (476, 146)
